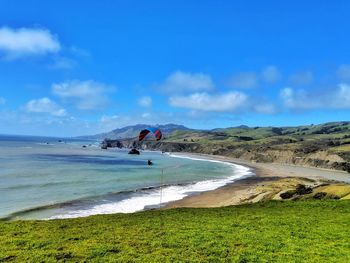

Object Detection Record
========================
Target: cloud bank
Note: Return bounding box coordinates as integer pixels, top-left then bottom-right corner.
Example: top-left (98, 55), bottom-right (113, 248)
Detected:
top-left (52, 80), bottom-right (113, 110)
top-left (280, 83), bottom-right (350, 110)
top-left (261, 65), bottom-right (281, 83)
top-left (0, 27), bottom-right (60, 58)
top-left (337, 65), bottom-right (350, 81)
top-left (0, 97), bottom-right (6, 105)
top-left (169, 92), bottom-right (248, 112)
top-left (226, 72), bottom-right (258, 89)
top-left (24, 97), bottom-right (67, 116)
top-left (288, 71), bottom-right (313, 86)
top-left (158, 71), bottom-right (214, 93)
top-left (138, 96), bottom-right (152, 107)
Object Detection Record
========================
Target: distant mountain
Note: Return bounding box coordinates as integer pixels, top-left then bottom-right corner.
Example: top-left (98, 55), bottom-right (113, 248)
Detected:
top-left (211, 125), bottom-right (250, 132)
top-left (79, 123), bottom-right (191, 140)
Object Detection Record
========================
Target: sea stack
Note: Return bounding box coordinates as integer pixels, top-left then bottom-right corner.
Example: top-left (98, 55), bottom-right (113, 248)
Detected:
top-left (128, 148), bottom-right (140, 155)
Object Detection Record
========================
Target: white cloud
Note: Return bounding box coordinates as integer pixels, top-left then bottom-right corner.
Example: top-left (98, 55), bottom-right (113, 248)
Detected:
top-left (0, 27), bottom-right (60, 58)
top-left (69, 46), bottom-right (91, 58)
top-left (169, 92), bottom-right (247, 112)
top-left (52, 80), bottom-right (113, 110)
top-left (100, 115), bottom-right (119, 123)
top-left (337, 83), bottom-right (350, 108)
top-left (51, 57), bottom-right (76, 69)
top-left (337, 65), bottom-right (350, 80)
top-left (0, 97), bottom-right (6, 105)
top-left (261, 65), bottom-right (281, 83)
top-left (141, 112), bottom-right (151, 118)
top-left (226, 72), bottom-right (257, 89)
top-left (157, 71), bottom-right (214, 93)
top-left (98, 114), bottom-right (136, 132)
top-left (24, 97), bottom-right (67, 116)
top-left (280, 83), bottom-right (350, 110)
top-left (280, 87), bottom-right (295, 107)
top-left (138, 96), bottom-right (152, 107)
top-left (288, 71), bottom-right (313, 86)
top-left (280, 87), bottom-right (321, 109)
top-left (253, 103), bottom-right (277, 114)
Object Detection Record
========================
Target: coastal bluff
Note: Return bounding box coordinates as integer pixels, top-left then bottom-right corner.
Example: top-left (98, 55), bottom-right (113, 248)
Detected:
top-left (97, 122), bottom-right (350, 173)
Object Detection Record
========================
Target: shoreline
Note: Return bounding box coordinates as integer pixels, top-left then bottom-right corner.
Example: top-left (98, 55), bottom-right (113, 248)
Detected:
top-left (165, 152), bottom-right (350, 209)
top-left (3, 150), bottom-right (349, 220)
top-left (4, 151), bottom-right (253, 220)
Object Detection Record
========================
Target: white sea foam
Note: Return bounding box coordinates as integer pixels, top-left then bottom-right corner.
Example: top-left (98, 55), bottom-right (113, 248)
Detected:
top-left (36, 142), bottom-right (54, 146)
top-left (49, 154), bottom-right (253, 219)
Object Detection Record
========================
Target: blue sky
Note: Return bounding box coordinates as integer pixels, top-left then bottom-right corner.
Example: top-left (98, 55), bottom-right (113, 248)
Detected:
top-left (0, 0), bottom-right (350, 136)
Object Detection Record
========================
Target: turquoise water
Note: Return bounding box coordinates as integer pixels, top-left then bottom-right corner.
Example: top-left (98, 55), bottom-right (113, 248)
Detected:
top-left (0, 135), bottom-right (252, 220)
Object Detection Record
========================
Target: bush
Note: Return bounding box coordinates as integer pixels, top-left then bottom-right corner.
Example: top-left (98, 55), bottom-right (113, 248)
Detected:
top-left (295, 184), bottom-right (313, 195)
top-left (280, 190), bottom-right (296, 199)
top-left (327, 194), bottom-right (341, 200)
top-left (343, 162), bottom-right (350, 173)
top-left (235, 136), bottom-right (254, 141)
top-left (280, 185), bottom-right (313, 199)
top-left (313, 192), bottom-right (327, 199)
top-left (272, 127), bottom-right (283, 135)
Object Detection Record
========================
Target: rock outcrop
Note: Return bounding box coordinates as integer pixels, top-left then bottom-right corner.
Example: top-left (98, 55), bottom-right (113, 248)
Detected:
top-left (101, 139), bottom-right (123, 149)
top-left (128, 148), bottom-right (140, 155)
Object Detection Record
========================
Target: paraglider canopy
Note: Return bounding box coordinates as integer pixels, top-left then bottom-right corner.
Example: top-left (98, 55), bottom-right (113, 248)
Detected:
top-left (139, 127), bottom-right (162, 141)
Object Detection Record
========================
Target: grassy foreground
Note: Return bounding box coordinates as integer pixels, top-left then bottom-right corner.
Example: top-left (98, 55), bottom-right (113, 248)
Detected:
top-left (1, 201), bottom-right (350, 262)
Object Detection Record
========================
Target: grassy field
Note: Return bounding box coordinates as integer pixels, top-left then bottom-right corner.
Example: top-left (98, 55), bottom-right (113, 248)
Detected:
top-left (1, 200), bottom-right (350, 262)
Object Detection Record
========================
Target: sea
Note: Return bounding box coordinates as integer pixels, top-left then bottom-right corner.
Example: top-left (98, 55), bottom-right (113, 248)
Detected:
top-left (0, 135), bottom-right (253, 220)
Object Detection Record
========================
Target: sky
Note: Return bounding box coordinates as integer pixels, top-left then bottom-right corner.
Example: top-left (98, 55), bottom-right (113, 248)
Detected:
top-left (0, 0), bottom-right (350, 136)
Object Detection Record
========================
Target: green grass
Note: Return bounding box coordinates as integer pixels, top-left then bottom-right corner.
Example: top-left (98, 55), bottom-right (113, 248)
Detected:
top-left (330, 144), bottom-right (350, 153)
top-left (1, 201), bottom-right (350, 262)
top-left (165, 122), bottom-right (350, 147)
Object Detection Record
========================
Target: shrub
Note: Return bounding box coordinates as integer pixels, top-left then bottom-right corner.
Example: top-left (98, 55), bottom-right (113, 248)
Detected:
top-left (313, 192), bottom-right (327, 199)
top-left (272, 127), bottom-right (283, 135)
top-left (280, 190), bottom-right (296, 199)
top-left (295, 184), bottom-right (313, 195)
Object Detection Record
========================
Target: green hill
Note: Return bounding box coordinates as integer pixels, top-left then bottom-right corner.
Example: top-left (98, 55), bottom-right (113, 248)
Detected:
top-left (137, 122), bottom-right (350, 172)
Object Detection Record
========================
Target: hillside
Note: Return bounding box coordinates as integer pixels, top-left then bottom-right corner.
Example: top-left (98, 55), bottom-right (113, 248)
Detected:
top-left (124, 121), bottom-right (350, 172)
top-left (1, 201), bottom-right (349, 262)
top-left (80, 123), bottom-right (191, 140)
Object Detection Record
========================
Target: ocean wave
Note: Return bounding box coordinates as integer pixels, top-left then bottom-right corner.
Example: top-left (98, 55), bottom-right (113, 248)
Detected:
top-left (4, 153), bottom-right (253, 220)
top-left (1, 180), bottom-right (91, 191)
top-left (48, 157), bottom-right (253, 219)
top-left (4, 183), bottom-right (180, 220)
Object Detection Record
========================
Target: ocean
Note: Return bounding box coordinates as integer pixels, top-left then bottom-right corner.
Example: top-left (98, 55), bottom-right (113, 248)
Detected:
top-left (0, 135), bottom-right (252, 220)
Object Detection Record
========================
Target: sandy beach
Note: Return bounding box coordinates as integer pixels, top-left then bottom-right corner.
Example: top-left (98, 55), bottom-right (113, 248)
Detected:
top-left (166, 153), bottom-right (350, 209)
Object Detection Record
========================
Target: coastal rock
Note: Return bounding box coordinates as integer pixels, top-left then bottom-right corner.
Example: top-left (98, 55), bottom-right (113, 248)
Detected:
top-left (128, 148), bottom-right (140, 155)
top-left (101, 144), bottom-right (108, 150)
top-left (101, 139), bottom-right (124, 149)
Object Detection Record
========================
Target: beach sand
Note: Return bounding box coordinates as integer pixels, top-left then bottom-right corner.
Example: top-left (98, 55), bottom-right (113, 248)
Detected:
top-left (166, 153), bottom-right (350, 209)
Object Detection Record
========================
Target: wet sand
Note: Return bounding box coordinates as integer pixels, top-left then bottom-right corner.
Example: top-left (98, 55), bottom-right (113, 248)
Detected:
top-left (166, 153), bottom-right (350, 209)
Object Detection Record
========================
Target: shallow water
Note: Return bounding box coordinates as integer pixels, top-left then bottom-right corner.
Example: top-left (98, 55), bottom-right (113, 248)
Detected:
top-left (0, 135), bottom-right (252, 220)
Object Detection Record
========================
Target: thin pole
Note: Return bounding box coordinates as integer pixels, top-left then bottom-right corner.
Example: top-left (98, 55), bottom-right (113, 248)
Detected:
top-left (159, 168), bottom-right (165, 241)
top-left (160, 168), bottom-right (163, 208)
